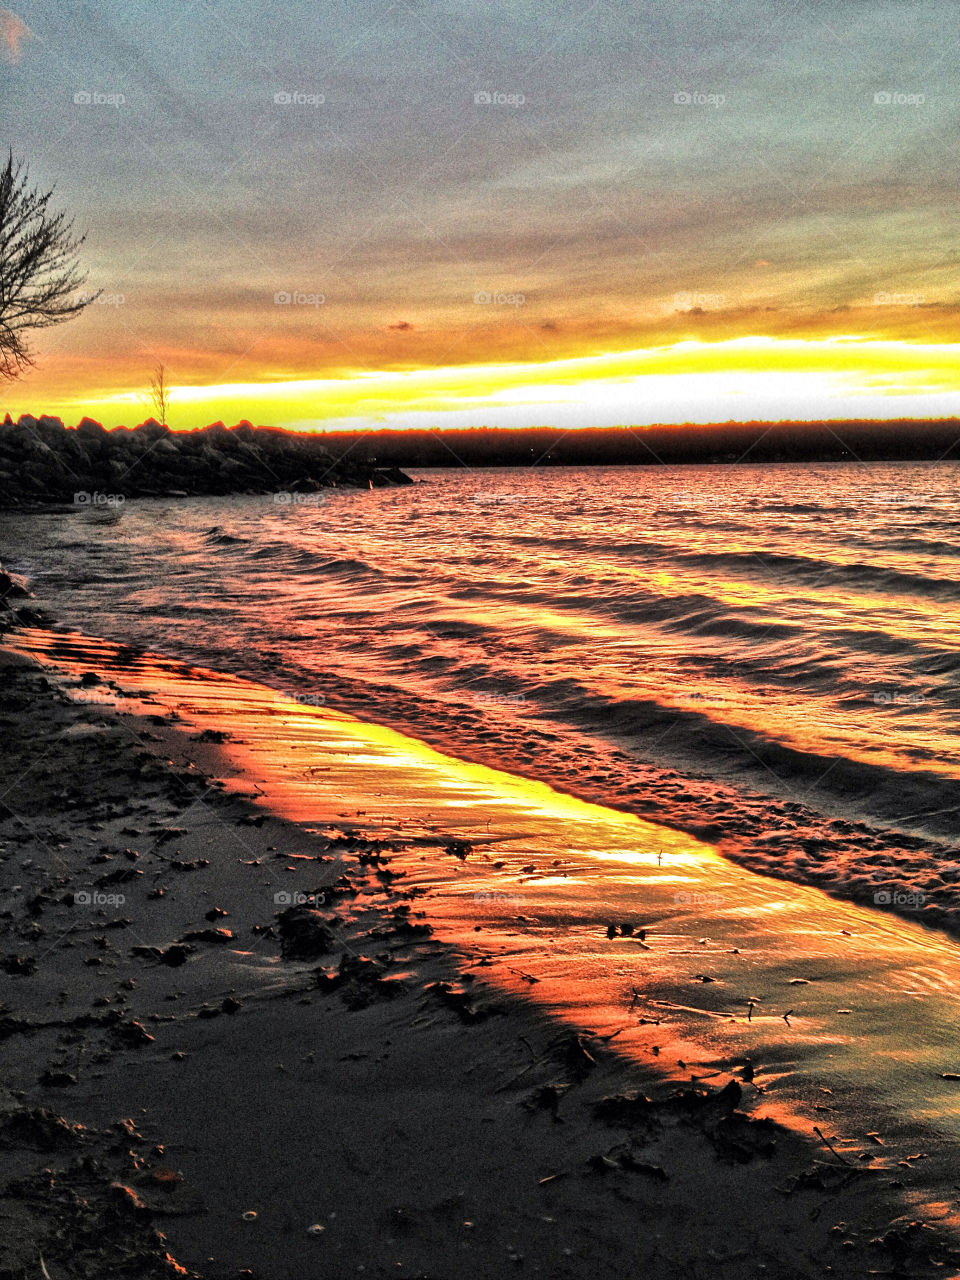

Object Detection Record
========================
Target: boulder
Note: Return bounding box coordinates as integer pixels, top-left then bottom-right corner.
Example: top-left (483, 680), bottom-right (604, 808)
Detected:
top-left (0, 416), bottom-right (412, 505)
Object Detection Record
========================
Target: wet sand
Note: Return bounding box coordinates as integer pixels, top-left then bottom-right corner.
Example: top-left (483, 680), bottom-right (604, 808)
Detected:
top-left (2, 628), bottom-right (960, 1278)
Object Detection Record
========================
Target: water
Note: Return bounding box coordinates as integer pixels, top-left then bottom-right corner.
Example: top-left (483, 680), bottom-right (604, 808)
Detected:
top-left (12, 622), bottom-right (960, 1229)
top-left (4, 461), bottom-right (960, 930)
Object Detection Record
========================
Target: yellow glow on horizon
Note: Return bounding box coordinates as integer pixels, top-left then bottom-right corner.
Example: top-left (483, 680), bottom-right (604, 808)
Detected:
top-left (11, 334), bottom-right (960, 431)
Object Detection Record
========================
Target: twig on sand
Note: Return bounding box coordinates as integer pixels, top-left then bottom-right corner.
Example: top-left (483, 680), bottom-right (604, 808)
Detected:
top-left (782, 1009), bottom-right (793, 1024)
top-left (508, 967), bottom-right (539, 984)
top-left (813, 1125), bottom-right (853, 1166)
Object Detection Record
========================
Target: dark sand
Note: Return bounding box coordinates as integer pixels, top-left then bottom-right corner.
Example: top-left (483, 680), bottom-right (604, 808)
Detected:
top-left (2, 638), bottom-right (959, 1280)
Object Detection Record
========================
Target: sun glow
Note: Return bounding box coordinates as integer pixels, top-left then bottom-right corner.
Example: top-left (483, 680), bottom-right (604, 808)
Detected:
top-left (10, 336), bottom-right (960, 432)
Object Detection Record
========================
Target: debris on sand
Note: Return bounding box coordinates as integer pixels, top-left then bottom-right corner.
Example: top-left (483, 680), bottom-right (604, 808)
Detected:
top-left (315, 953), bottom-right (407, 1009)
top-left (444, 838), bottom-right (473, 860)
top-left (112, 1020), bottom-right (155, 1047)
top-left (0, 1108), bottom-right (86, 1151)
top-left (276, 907), bottom-right (338, 959)
top-left (594, 1091), bottom-right (657, 1130)
top-left (587, 1143), bottom-right (669, 1180)
top-left (524, 1082), bottom-right (571, 1121)
top-left (38, 1071), bottom-right (78, 1089)
top-left (131, 943), bottom-right (194, 968)
top-left (0, 1101), bottom-right (199, 1278)
top-left (666, 1080), bottom-right (777, 1163)
top-left (555, 1032), bottom-right (600, 1081)
top-left (180, 927), bottom-right (236, 945)
top-left (426, 979), bottom-right (494, 1023)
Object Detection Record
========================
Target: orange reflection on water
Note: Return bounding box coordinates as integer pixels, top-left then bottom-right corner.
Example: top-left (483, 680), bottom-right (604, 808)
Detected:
top-left (10, 627), bottom-right (960, 1229)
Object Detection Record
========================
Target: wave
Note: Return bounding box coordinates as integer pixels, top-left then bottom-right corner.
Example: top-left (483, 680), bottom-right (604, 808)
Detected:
top-left (202, 526), bottom-right (246, 545)
top-left (6, 462), bottom-right (960, 935)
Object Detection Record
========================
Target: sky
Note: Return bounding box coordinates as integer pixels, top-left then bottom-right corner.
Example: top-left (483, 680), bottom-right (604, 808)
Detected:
top-left (2, 0), bottom-right (960, 431)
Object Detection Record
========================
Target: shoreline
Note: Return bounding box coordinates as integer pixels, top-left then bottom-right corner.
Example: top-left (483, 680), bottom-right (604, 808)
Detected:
top-left (2, 626), bottom-right (960, 1277)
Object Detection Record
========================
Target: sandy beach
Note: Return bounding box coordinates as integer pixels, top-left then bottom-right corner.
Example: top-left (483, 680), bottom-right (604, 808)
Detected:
top-left (2, 621), bottom-right (960, 1280)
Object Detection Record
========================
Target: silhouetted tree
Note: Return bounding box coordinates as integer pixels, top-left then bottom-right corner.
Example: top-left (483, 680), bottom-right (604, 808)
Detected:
top-left (146, 362), bottom-right (170, 429)
top-left (0, 150), bottom-right (94, 380)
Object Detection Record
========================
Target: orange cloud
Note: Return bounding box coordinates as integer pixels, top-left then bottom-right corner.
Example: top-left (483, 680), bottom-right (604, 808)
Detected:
top-left (0, 8), bottom-right (30, 62)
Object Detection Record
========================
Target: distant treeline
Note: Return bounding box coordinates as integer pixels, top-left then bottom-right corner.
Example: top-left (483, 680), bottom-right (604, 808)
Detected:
top-left (319, 420), bottom-right (960, 468)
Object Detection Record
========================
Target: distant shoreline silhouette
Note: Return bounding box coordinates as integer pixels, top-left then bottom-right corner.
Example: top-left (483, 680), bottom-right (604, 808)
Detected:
top-left (318, 419), bottom-right (960, 468)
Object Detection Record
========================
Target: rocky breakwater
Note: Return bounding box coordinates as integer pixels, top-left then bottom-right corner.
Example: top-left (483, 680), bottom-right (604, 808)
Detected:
top-left (0, 415), bottom-right (413, 506)
top-left (0, 560), bottom-right (47, 634)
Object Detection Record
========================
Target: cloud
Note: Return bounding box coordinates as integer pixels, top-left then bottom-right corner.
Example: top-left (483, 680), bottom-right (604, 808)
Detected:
top-left (0, 9), bottom-right (31, 62)
top-left (386, 320), bottom-right (414, 331)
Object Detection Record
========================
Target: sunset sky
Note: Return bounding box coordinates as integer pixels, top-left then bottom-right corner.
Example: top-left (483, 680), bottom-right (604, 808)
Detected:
top-left (2, 0), bottom-right (960, 431)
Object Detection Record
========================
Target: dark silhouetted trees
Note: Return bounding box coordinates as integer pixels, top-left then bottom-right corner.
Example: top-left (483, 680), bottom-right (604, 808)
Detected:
top-left (0, 151), bottom-right (93, 380)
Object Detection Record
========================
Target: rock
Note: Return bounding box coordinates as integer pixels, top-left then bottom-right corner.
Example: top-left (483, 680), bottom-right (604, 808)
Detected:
top-left (113, 1020), bottom-right (155, 1047)
top-left (426, 980), bottom-right (487, 1022)
top-left (444, 838), bottom-right (473, 860)
top-left (180, 928), bottom-right (235, 945)
top-left (276, 907), bottom-right (337, 959)
top-left (0, 1107), bottom-right (85, 1149)
top-left (594, 1092), bottom-right (657, 1128)
top-left (0, 417), bottom-right (412, 505)
top-left (131, 943), bottom-right (193, 967)
top-left (39, 1071), bottom-right (78, 1088)
top-left (0, 570), bottom-right (30, 599)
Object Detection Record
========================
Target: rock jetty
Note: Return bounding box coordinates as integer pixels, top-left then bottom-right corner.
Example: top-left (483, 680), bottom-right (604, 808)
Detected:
top-left (0, 415), bottom-right (412, 506)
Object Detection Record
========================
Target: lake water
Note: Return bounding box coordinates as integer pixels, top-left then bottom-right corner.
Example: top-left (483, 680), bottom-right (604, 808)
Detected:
top-left (4, 461), bottom-right (960, 931)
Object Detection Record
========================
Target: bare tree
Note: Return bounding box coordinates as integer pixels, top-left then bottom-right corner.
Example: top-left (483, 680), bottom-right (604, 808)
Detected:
top-left (0, 151), bottom-right (94, 381)
top-left (146, 362), bottom-right (170, 429)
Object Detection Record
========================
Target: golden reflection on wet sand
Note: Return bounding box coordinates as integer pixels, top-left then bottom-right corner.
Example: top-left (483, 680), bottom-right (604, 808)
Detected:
top-left (12, 627), bottom-right (960, 1227)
